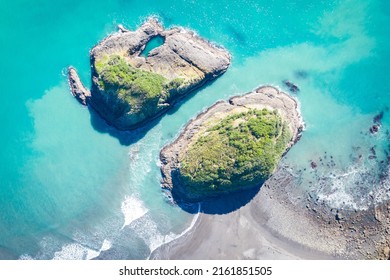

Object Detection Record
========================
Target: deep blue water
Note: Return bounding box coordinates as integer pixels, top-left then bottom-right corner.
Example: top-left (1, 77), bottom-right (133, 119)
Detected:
top-left (0, 0), bottom-right (389, 259)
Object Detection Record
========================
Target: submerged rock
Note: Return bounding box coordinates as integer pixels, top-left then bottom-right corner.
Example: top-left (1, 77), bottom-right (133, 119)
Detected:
top-left (67, 18), bottom-right (231, 130)
top-left (373, 111), bottom-right (384, 124)
top-left (283, 80), bottom-right (300, 93)
top-left (294, 70), bottom-right (308, 79)
top-left (160, 86), bottom-right (304, 202)
top-left (370, 124), bottom-right (380, 134)
top-left (370, 111), bottom-right (384, 134)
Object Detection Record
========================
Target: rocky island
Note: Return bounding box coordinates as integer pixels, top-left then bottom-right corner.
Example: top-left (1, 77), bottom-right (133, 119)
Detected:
top-left (67, 18), bottom-right (231, 130)
top-left (155, 86), bottom-right (390, 259)
top-left (160, 86), bottom-right (304, 202)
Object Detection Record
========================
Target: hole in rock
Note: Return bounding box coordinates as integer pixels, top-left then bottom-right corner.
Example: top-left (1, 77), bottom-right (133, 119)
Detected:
top-left (140, 35), bottom-right (165, 57)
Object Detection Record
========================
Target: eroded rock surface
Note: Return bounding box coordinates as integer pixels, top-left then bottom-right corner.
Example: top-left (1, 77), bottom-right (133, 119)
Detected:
top-left (68, 18), bottom-right (231, 130)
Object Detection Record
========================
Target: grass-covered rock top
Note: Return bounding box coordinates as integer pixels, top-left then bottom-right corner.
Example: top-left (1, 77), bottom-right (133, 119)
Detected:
top-left (160, 86), bottom-right (304, 202)
top-left (67, 18), bottom-right (230, 130)
top-left (95, 55), bottom-right (171, 115)
top-left (180, 109), bottom-right (292, 195)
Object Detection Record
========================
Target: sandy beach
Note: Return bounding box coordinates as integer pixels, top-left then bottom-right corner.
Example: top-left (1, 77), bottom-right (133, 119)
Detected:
top-left (151, 165), bottom-right (390, 260)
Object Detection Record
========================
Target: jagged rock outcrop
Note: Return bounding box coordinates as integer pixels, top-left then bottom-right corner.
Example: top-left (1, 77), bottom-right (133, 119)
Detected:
top-left (67, 18), bottom-right (231, 130)
top-left (67, 67), bottom-right (91, 105)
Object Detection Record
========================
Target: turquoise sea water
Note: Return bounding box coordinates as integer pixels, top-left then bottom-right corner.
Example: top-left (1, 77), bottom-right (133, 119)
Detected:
top-left (0, 0), bottom-right (389, 259)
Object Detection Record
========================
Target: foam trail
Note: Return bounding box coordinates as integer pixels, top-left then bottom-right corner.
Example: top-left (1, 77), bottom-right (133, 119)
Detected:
top-left (19, 254), bottom-right (33, 260)
top-left (19, 235), bottom-right (113, 260)
top-left (147, 203), bottom-right (201, 259)
top-left (372, 166), bottom-right (390, 205)
top-left (52, 243), bottom-right (100, 260)
top-left (51, 238), bottom-right (113, 260)
top-left (131, 217), bottom-right (168, 253)
top-left (314, 160), bottom-right (390, 210)
top-left (121, 195), bottom-right (149, 229)
top-left (100, 239), bottom-right (112, 252)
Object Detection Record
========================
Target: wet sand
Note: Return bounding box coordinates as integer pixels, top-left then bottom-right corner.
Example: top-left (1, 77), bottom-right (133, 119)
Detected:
top-left (150, 183), bottom-right (333, 259)
top-left (151, 166), bottom-right (390, 260)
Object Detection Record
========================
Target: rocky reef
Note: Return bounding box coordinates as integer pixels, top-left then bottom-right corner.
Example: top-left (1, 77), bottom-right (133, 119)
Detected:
top-left (160, 86), bottom-right (304, 202)
top-left (67, 18), bottom-right (231, 130)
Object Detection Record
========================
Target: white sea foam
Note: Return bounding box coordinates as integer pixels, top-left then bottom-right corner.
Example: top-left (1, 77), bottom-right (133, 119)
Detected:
top-left (130, 217), bottom-right (167, 253)
top-left (100, 239), bottom-right (112, 252)
top-left (51, 238), bottom-right (113, 260)
top-left (18, 230), bottom-right (115, 260)
top-left (317, 182), bottom-right (363, 210)
top-left (125, 132), bottom-right (202, 257)
top-left (126, 203), bottom-right (200, 258)
top-left (52, 243), bottom-right (100, 260)
top-left (372, 166), bottom-right (390, 205)
top-left (121, 195), bottom-right (148, 229)
top-left (147, 204), bottom-right (201, 258)
top-left (19, 254), bottom-right (34, 260)
top-left (315, 163), bottom-right (389, 210)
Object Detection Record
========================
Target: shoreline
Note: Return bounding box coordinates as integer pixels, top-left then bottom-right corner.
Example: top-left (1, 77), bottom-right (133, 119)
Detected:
top-left (151, 164), bottom-right (390, 259)
top-left (150, 165), bottom-right (338, 259)
top-left (147, 204), bottom-right (201, 260)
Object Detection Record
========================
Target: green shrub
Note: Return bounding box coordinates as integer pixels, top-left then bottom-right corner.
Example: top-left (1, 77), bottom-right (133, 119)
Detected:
top-left (94, 55), bottom-right (173, 114)
top-left (180, 109), bottom-right (292, 193)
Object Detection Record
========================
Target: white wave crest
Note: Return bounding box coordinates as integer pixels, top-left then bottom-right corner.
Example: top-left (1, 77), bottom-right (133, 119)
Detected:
top-left (52, 243), bottom-right (100, 260)
top-left (147, 204), bottom-right (201, 258)
top-left (52, 238), bottom-right (112, 260)
top-left (100, 239), bottom-right (112, 252)
top-left (121, 195), bottom-right (148, 229)
top-left (316, 162), bottom-right (390, 210)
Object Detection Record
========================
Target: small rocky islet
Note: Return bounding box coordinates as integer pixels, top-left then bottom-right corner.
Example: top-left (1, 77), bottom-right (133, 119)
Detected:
top-left (68, 18), bottom-right (231, 130)
top-left (160, 86), bottom-right (304, 202)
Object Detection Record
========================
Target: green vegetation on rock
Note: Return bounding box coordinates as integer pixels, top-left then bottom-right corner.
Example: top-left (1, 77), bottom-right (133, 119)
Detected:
top-left (180, 109), bottom-right (292, 195)
top-left (94, 54), bottom-right (184, 115)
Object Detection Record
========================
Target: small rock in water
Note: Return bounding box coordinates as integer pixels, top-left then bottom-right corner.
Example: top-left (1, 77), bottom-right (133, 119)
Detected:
top-left (370, 111), bottom-right (384, 134)
top-left (283, 80), bottom-right (300, 93)
top-left (310, 161), bottom-right (317, 169)
top-left (294, 70), bottom-right (308, 79)
top-left (370, 124), bottom-right (380, 134)
top-left (373, 111), bottom-right (384, 124)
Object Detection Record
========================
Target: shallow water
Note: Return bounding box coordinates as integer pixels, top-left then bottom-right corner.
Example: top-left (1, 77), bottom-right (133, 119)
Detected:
top-left (0, 0), bottom-right (389, 259)
top-left (140, 35), bottom-right (165, 57)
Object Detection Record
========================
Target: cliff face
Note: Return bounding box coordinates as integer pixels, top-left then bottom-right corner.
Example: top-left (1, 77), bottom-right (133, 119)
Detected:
top-left (160, 86), bottom-right (304, 202)
top-left (68, 18), bottom-right (231, 130)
